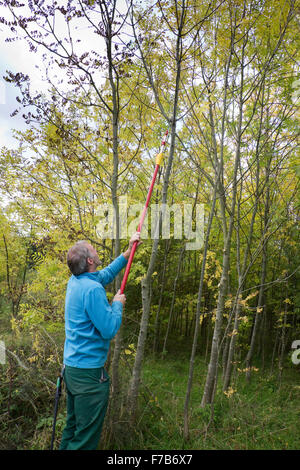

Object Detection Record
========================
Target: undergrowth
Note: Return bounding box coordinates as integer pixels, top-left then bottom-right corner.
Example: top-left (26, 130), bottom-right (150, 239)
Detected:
top-left (0, 336), bottom-right (299, 450)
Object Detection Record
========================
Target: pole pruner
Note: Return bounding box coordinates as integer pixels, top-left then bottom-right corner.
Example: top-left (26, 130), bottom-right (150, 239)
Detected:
top-left (120, 129), bottom-right (169, 294)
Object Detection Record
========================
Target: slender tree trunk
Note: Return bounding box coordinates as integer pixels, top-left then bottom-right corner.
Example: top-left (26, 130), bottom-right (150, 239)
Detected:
top-left (101, 6), bottom-right (123, 433)
top-left (278, 284), bottom-right (288, 385)
top-left (223, 300), bottom-right (241, 391)
top-left (271, 329), bottom-right (279, 375)
top-left (201, 19), bottom-right (242, 404)
top-left (162, 245), bottom-right (185, 356)
top-left (153, 239), bottom-right (170, 354)
top-left (127, 3), bottom-right (186, 421)
top-left (3, 234), bottom-right (14, 316)
top-left (2, 234), bottom-right (29, 318)
top-left (183, 177), bottom-right (218, 439)
top-left (245, 182), bottom-right (270, 382)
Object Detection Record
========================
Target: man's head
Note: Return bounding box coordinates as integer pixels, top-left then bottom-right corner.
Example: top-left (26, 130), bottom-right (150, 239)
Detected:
top-left (67, 241), bottom-right (101, 275)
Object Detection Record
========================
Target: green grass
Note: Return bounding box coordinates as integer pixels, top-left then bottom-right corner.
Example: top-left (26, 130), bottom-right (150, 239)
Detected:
top-left (129, 354), bottom-right (300, 450)
top-left (1, 330), bottom-right (300, 450)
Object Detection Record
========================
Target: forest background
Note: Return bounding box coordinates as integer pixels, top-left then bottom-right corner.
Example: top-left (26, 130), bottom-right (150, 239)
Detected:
top-left (0, 0), bottom-right (299, 450)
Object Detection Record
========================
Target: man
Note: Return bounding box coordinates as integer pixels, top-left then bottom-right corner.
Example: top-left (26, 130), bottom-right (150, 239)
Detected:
top-left (59, 232), bottom-right (141, 450)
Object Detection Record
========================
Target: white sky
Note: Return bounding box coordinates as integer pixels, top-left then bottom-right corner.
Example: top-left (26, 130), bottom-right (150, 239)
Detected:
top-left (0, 28), bottom-right (31, 148)
top-left (0, 0), bottom-right (130, 149)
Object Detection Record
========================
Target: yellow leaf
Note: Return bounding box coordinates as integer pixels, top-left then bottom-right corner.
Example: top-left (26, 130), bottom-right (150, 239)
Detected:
top-left (224, 386), bottom-right (236, 398)
top-left (245, 291), bottom-right (259, 302)
top-left (238, 316), bottom-right (249, 323)
top-left (228, 329), bottom-right (238, 337)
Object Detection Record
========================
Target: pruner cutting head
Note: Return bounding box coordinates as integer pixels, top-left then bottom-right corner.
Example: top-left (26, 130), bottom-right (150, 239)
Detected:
top-left (156, 129), bottom-right (169, 166)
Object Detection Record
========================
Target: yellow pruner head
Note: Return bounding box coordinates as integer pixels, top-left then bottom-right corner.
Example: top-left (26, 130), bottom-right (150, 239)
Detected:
top-left (155, 152), bottom-right (164, 166)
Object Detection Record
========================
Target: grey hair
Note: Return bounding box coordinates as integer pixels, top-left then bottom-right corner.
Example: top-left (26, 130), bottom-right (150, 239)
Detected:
top-left (67, 240), bottom-right (94, 276)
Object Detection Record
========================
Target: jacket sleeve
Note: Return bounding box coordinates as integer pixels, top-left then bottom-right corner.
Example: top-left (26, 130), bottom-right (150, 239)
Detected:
top-left (97, 254), bottom-right (128, 287)
top-left (85, 285), bottom-right (123, 340)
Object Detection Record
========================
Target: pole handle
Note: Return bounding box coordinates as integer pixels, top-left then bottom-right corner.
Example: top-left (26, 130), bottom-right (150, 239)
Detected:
top-left (120, 241), bottom-right (138, 294)
top-left (119, 129), bottom-right (168, 293)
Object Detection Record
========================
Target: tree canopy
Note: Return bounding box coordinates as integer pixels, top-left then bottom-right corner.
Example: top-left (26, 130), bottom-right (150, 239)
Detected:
top-left (0, 0), bottom-right (299, 450)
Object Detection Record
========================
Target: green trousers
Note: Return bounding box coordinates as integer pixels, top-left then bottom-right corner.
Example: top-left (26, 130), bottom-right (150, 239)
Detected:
top-left (59, 365), bottom-right (110, 450)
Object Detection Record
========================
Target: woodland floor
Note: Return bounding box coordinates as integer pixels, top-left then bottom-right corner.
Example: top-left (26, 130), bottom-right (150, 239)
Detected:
top-left (0, 327), bottom-right (299, 451)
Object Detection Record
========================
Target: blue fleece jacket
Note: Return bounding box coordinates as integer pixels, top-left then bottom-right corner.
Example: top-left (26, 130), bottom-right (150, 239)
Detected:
top-left (63, 254), bottom-right (128, 368)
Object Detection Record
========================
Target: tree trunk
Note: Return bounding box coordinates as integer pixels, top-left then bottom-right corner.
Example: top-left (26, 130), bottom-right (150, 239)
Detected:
top-left (245, 182), bottom-right (270, 382)
top-left (153, 239), bottom-right (170, 354)
top-left (183, 175), bottom-right (218, 440)
top-left (162, 245), bottom-right (185, 356)
top-left (200, 24), bottom-right (241, 404)
top-left (127, 2), bottom-right (186, 421)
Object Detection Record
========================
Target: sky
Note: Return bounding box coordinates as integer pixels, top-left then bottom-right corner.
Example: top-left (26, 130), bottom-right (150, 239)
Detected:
top-left (0, 28), bottom-right (35, 148)
top-left (0, 0), bottom-right (130, 150)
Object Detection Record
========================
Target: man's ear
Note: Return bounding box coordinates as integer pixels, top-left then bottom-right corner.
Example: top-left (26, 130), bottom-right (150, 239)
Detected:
top-left (86, 257), bottom-right (94, 265)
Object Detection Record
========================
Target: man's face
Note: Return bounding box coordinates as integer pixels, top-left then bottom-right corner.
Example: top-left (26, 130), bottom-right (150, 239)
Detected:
top-left (87, 244), bottom-right (101, 269)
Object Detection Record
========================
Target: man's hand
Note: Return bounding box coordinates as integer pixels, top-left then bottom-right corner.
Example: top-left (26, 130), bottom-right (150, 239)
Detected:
top-left (123, 231), bottom-right (142, 260)
top-left (129, 231), bottom-right (142, 250)
top-left (113, 289), bottom-right (126, 306)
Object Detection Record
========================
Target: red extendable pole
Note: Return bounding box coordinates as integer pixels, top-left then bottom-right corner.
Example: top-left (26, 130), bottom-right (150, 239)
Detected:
top-left (120, 130), bottom-right (168, 294)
